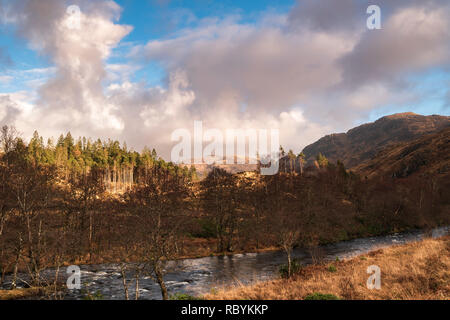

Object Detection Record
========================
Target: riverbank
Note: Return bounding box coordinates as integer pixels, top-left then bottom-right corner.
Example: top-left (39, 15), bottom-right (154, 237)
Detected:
top-left (0, 225), bottom-right (444, 281)
top-left (0, 287), bottom-right (47, 300)
top-left (205, 235), bottom-right (450, 300)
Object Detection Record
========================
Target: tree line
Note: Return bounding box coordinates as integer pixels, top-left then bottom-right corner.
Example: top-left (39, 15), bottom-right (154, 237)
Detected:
top-left (25, 128), bottom-right (198, 190)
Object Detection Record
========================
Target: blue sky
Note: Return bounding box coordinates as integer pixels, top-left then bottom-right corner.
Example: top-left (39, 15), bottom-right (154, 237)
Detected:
top-left (116, 0), bottom-right (295, 40)
top-left (0, 0), bottom-right (449, 155)
top-left (367, 70), bottom-right (450, 123)
top-left (108, 0), bottom-right (295, 87)
top-left (1, 0), bottom-right (296, 91)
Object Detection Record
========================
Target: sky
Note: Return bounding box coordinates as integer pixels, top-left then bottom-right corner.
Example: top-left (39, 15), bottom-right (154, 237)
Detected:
top-left (0, 0), bottom-right (449, 159)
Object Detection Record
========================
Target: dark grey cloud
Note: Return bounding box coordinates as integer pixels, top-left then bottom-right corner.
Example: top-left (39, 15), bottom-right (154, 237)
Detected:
top-left (288, 0), bottom-right (450, 33)
top-left (6, 0), bottom-right (65, 55)
top-left (338, 0), bottom-right (450, 88)
top-left (288, 0), bottom-right (365, 33)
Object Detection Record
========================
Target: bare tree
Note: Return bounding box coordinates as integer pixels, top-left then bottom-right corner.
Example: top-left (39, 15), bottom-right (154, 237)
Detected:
top-left (0, 125), bottom-right (19, 155)
top-left (200, 168), bottom-right (241, 253)
top-left (67, 166), bottom-right (106, 262)
top-left (124, 166), bottom-right (189, 300)
top-left (10, 233), bottom-right (23, 289)
top-left (0, 125), bottom-right (17, 241)
top-left (6, 140), bottom-right (57, 285)
top-left (265, 174), bottom-right (302, 278)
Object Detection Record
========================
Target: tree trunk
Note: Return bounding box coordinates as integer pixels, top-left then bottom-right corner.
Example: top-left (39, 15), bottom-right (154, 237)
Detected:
top-left (11, 234), bottom-right (22, 289)
top-left (25, 213), bottom-right (40, 285)
top-left (135, 275), bottom-right (140, 300)
top-left (53, 257), bottom-right (61, 299)
top-left (120, 265), bottom-right (129, 300)
top-left (155, 267), bottom-right (168, 300)
top-left (287, 249), bottom-right (292, 278)
top-left (89, 211), bottom-right (93, 262)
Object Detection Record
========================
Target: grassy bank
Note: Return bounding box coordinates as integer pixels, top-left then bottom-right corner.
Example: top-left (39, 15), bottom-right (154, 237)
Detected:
top-left (205, 236), bottom-right (450, 300)
top-left (0, 287), bottom-right (47, 300)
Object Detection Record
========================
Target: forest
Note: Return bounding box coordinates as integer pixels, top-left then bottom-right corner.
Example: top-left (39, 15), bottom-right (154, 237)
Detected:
top-left (0, 125), bottom-right (448, 299)
top-left (23, 127), bottom-right (198, 192)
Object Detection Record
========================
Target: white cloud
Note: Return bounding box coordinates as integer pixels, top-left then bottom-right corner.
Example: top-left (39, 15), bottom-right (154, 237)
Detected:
top-left (2, 0), bottom-right (132, 139)
top-left (0, 75), bottom-right (13, 84)
top-left (1, 0), bottom-right (449, 158)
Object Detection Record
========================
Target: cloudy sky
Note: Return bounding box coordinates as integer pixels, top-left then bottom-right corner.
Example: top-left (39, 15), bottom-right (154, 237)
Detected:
top-left (0, 0), bottom-right (449, 159)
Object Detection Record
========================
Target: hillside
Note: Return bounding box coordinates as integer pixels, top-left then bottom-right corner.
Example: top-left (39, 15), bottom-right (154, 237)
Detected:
top-left (302, 113), bottom-right (450, 168)
top-left (354, 127), bottom-right (450, 179)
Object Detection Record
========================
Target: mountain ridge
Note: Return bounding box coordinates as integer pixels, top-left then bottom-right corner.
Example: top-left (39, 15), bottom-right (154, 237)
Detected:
top-left (354, 126), bottom-right (450, 179)
top-left (302, 113), bottom-right (450, 168)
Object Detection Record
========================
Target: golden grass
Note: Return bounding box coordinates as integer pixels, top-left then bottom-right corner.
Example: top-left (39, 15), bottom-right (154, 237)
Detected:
top-left (0, 287), bottom-right (46, 300)
top-left (205, 236), bottom-right (450, 300)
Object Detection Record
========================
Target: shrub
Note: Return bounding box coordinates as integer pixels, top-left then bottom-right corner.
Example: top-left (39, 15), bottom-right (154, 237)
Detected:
top-left (304, 293), bottom-right (340, 300)
top-left (190, 219), bottom-right (216, 238)
top-left (169, 293), bottom-right (202, 300)
top-left (328, 264), bottom-right (337, 272)
top-left (81, 289), bottom-right (103, 300)
top-left (279, 259), bottom-right (303, 278)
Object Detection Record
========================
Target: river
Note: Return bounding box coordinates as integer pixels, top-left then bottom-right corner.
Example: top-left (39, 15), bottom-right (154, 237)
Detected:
top-left (1, 226), bottom-right (448, 299)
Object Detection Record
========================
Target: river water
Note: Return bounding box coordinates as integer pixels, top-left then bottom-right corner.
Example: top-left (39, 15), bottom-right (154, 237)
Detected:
top-left (1, 226), bottom-right (448, 300)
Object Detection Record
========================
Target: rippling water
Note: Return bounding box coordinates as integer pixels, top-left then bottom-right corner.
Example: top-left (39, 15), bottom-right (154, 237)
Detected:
top-left (2, 226), bottom-right (448, 300)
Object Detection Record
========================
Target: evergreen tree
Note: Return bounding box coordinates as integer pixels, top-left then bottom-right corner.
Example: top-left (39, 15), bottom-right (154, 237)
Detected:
top-left (316, 153), bottom-right (329, 168)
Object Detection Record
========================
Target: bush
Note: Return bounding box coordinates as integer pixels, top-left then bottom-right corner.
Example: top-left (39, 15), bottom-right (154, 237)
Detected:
top-left (328, 264), bottom-right (337, 272)
top-left (279, 259), bottom-right (303, 278)
top-left (81, 289), bottom-right (103, 300)
top-left (190, 219), bottom-right (216, 238)
top-left (304, 293), bottom-right (340, 300)
top-left (169, 293), bottom-right (202, 300)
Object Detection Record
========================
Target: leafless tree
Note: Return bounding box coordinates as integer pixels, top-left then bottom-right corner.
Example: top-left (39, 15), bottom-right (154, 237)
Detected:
top-left (200, 168), bottom-right (240, 253)
top-left (124, 166), bottom-right (190, 300)
top-left (67, 166), bottom-right (106, 262)
top-left (0, 125), bottom-right (19, 155)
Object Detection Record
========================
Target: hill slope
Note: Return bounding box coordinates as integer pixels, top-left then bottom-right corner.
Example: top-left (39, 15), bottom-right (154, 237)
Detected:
top-left (354, 126), bottom-right (450, 179)
top-left (302, 113), bottom-right (450, 168)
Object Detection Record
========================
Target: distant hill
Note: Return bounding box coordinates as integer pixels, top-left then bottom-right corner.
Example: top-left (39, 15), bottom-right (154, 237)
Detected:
top-left (181, 155), bottom-right (258, 178)
top-left (188, 113), bottom-right (450, 178)
top-left (302, 113), bottom-right (450, 168)
top-left (354, 127), bottom-right (450, 179)
top-left (186, 162), bottom-right (258, 179)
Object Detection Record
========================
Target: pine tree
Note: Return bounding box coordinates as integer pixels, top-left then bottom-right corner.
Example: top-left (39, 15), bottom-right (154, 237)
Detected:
top-left (316, 153), bottom-right (329, 168)
top-left (288, 149), bottom-right (296, 174)
top-left (298, 152), bottom-right (306, 175)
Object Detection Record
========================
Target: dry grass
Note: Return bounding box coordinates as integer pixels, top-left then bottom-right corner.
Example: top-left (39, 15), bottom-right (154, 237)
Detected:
top-left (205, 236), bottom-right (450, 300)
top-left (0, 287), bottom-right (46, 300)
